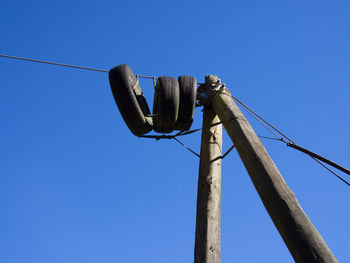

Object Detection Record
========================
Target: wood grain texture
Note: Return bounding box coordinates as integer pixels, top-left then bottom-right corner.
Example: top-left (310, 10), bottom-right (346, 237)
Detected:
top-left (205, 75), bottom-right (337, 263)
top-left (194, 106), bottom-right (222, 263)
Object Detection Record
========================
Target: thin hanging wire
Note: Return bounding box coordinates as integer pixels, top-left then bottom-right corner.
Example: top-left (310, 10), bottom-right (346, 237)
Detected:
top-left (258, 135), bottom-right (285, 142)
top-left (173, 137), bottom-right (200, 158)
top-left (230, 94), bottom-right (295, 143)
top-left (2, 53), bottom-right (348, 185)
top-left (312, 158), bottom-right (350, 187)
top-left (136, 75), bottom-right (158, 80)
top-left (0, 54), bottom-right (109, 73)
top-left (0, 54), bottom-right (157, 79)
top-left (239, 103), bottom-right (283, 141)
top-left (234, 96), bottom-right (350, 186)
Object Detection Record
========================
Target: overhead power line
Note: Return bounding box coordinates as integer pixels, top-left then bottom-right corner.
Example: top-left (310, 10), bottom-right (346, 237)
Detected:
top-left (230, 94), bottom-right (294, 143)
top-left (0, 54), bottom-right (109, 73)
top-left (1, 53), bottom-right (348, 186)
top-left (0, 54), bottom-right (157, 79)
top-left (233, 96), bottom-right (350, 187)
top-left (287, 143), bottom-right (350, 176)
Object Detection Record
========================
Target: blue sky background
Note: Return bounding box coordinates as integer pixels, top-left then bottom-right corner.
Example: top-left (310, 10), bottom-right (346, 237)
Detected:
top-left (1, 1), bottom-right (349, 262)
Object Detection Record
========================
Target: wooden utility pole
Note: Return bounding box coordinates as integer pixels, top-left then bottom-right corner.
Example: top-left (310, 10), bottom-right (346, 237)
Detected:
top-left (194, 102), bottom-right (222, 263)
top-left (200, 75), bottom-right (337, 263)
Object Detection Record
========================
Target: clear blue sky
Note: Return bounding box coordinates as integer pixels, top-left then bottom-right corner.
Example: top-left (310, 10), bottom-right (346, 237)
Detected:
top-left (1, 1), bottom-right (349, 262)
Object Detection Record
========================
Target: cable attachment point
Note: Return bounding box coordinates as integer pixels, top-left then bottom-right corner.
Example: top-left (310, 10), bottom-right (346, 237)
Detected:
top-left (153, 77), bottom-right (156, 89)
top-left (206, 75), bottom-right (224, 91)
top-left (197, 75), bottom-right (230, 107)
top-left (139, 129), bottom-right (201, 157)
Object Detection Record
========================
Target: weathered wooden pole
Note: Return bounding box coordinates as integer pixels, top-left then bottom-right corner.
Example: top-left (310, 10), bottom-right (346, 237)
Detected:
top-left (201, 75), bottom-right (337, 263)
top-left (194, 101), bottom-right (222, 262)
